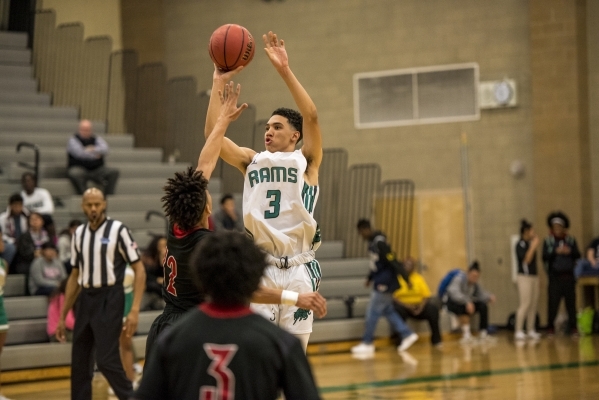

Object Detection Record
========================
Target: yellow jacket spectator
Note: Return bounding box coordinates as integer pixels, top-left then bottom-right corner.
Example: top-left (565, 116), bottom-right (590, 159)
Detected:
top-left (392, 259), bottom-right (442, 346)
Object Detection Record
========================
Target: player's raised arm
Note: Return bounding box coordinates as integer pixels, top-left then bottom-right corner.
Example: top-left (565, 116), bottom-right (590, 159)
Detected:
top-left (263, 31), bottom-right (323, 173)
top-left (197, 81), bottom-right (248, 180)
top-left (204, 66), bottom-right (256, 174)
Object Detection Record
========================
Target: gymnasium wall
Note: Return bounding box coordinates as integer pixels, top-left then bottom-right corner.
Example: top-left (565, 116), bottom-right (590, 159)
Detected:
top-left (588, 1), bottom-right (599, 237)
top-left (38, 0), bottom-right (122, 50)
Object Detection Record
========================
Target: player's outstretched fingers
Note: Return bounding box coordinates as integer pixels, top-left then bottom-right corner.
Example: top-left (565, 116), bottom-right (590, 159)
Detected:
top-left (297, 292), bottom-right (327, 318)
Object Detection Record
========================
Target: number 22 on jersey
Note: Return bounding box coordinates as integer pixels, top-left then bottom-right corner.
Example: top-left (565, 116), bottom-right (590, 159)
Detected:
top-left (163, 246), bottom-right (178, 296)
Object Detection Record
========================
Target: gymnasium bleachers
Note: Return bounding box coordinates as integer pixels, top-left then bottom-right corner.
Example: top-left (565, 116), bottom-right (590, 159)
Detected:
top-left (0, 28), bottom-right (397, 372)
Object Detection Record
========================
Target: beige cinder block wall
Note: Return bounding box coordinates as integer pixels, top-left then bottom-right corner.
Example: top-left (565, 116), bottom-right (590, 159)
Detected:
top-left (588, 1), bottom-right (599, 237)
top-left (120, 0), bottom-right (597, 326)
top-left (38, 0), bottom-right (123, 50)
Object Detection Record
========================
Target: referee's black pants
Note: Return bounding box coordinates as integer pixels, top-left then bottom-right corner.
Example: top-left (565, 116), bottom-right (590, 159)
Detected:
top-left (71, 285), bottom-right (132, 400)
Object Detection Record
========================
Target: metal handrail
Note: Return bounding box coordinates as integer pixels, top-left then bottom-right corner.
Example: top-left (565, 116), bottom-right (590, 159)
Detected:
top-left (16, 142), bottom-right (40, 181)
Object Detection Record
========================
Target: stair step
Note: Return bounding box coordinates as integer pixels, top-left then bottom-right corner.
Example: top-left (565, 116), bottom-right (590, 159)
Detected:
top-left (0, 147), bottom-right (162, 164)
top-left (0, 92), bottom-right (50, 106)
top-left (0, 77), bottom-right (38, 92)
top-left (0, 105), bottom-right (78, 120)
top-left (0, 133), bottom-right (134, 149)
top-left (0, 64), bottom-right (33, 78)
top-left (0, 31), bottom-right (28, 49)
top-left (0, 118), bottom-right (106, 134)
top-left (0, 48), bottom-right (31, 65)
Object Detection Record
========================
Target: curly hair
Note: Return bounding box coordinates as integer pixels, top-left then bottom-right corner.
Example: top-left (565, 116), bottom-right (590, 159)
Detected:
top-left (161, 167), bottom-right (208, 232)
top-left (191, 231), bottom-right (267, 307)
top-left (272, 107), bottom-right (303, 142)
top-left (546, 211), bottom-right (570, 229)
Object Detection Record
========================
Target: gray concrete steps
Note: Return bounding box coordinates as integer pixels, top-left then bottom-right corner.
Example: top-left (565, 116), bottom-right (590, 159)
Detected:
top-left (311, 318), bottom-right (389, 343)
top-left (319, 258), bottom-right (368, 278)
top-left (0, 118), bottom-right (106, 134)
top-left (316, 241), bottom-right (344, 259)
top-left (6, 319), bottom-right (48, 345)
top-left (4, 161), bottom-right (191, 180)
top-left (0, 31), bottom-right (28, 48)
top-left (4, 296), bottom-right (48, 319)
top-left (318, 277), bottom-right (371, 298)
top-left (0, 64), bottom-right (33, 78)
top-left (0, 48), bottom-right (31, 65)
top-left (0, 77), bottom-right (37, 92)
top-left (0, 177), bottom-right (221, 198)
top-left (0, 92), bottom-right (51, 106)
top-left (0, 132), bottom-right (134, 148)
top-left (4, 275), bottom-right (26, 297)
top-left (0, 105), bottom-right (78, 120)
top-left (0, 147), bottom-right (161, 164)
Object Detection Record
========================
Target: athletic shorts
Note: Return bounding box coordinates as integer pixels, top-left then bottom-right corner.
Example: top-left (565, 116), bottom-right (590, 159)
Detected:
top-left (122, 291), bottom-right (134, 323)
top-left (0, 296), bottom-right (9, 332)
top-left (145, 307), bottom-right (187, 362)
top-left (251, 259), bottom-right (321, 335)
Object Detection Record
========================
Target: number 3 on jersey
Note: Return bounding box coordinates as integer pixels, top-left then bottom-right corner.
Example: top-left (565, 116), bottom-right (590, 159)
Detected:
top-left (200, 344), bottom-right (238, 400)
top-left (264, 190), bottom-right (281, 219)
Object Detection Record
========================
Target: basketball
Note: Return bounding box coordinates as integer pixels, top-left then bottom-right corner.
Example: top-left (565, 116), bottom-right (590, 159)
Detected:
top-left (208, 24), bottom-right (255, 71)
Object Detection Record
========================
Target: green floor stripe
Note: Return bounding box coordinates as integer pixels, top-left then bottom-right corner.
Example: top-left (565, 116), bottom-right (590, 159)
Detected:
top-left (319, 359), bottom-right (599, 394)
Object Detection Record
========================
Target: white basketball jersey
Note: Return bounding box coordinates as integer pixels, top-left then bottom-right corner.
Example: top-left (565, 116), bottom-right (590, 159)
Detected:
top-left (243, 150), bottom-right (320, 258)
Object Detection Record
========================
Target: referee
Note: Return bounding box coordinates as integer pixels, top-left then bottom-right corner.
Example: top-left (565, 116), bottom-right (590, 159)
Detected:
top-left (57, 188), bottom-right (146, 400)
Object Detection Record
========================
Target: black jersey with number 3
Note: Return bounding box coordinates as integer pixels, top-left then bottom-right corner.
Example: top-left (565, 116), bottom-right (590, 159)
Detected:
top-left (162, 224), bottom-right (211, 312)
top-left (135, 304), bottom-right (321, 400)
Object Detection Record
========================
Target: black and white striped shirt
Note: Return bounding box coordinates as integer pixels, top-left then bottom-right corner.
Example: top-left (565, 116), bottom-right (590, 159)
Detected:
top-left (70, 218), bottom-right (140, 288)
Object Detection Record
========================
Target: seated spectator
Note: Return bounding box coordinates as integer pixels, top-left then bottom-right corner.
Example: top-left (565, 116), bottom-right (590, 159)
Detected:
top-left (0, 193), bottom-right (29, 244)
top-left (213, 194), bottom-right (244, 232)
top-left (47, 278), bottom-right (75, 342)
top-left (29, 242), bottom-right (67, 296)
top-left (57, 219), bottom-right (82, 274)
top-left (0, 228), bottom-right (16, 267)
top-left (12, 212), bottom-right (49, 276)
top-left (392, 258), bottom-right (442, 347)
top-left (20, 172), bottom-right (56, 240)
top-left (66, 119), bottom-right (119, 195)
top-left (446, 261), bottom-right (496, 344)
top-left (543, 211), bottom-right (580, 335)
top-left (575, 235), bottom-right (599, 278)
top-left (140, 235), bottom-right (166, 311)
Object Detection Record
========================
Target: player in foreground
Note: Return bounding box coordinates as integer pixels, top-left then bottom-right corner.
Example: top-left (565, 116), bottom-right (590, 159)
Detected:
top-left (205, 31), bottom-right (323, 351)
top-left (146, 80), bottom-right (326, 358)
top-left (135, 231), bottom-right (321, 400)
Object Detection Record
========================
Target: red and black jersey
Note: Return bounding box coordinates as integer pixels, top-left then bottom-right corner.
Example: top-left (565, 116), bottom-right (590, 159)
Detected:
top-left (161, 224), bottom-right (211, 312)
top-left (136, 303), bottom-right (321, 400)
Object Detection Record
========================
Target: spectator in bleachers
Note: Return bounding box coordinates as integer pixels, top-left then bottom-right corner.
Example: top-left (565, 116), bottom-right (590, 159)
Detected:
top-left (446, 261), bottom-right (496, 344)
top-left (574, 234), bottom-right (599, 278)
top-left (28, 242), bottom-right (67, 296)
top-left (543, 211), bottom-right (580, 335)
top-left (213, 194), bottom-right (244, 232)
top-left (12, 212), bottom-right (49, 276)
top-left (0, 228), bottom-right (16, 267)
top-left (0, 257), bottom-right (11, 400)
top-left (20, 172), bottom-right (56, 241)
top-left (57, 219), bottom-right (82, 274)
top-left (351, 219), bottom-right (419, 356)
top-left (392, 258), bottom-right (442, 347)
top-left (47, 278), bottom-right (75, 342)
top-left (140, 235), bottom-right (166, 311)
top-left (0, 193), bottom-right (29, 244)
top-left (66, 119), bottom-right (119, 195)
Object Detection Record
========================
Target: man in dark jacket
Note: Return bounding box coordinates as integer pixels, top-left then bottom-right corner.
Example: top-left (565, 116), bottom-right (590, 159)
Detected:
top-left (350, 219), bottom-right (419, 356)
top-left (543, 211), bottom-right (580, 335)
top-left (66, 120), bottom-right (119, 195)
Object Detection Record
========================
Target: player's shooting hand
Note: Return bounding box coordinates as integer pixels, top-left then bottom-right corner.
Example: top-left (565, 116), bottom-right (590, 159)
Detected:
top-left (213, 64), bottom-right (243, 82)
top-left (296, 292), bottom-right (327, 319)
top-left (218, 81), bottom-right (248, 122)
top-left (123, 309), bottom-right (139, 338)
top-left (55, 319), bottom-right (67, 343)
top-left (263, 31), bottom-right (289, 71)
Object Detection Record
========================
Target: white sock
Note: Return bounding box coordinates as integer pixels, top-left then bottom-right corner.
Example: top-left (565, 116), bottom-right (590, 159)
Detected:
top-left (462, 325), bottom-right (471, 338)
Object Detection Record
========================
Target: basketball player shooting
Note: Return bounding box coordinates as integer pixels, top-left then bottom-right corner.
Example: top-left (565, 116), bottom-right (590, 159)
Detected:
top-left (205, 31), bottom-right (324, 351)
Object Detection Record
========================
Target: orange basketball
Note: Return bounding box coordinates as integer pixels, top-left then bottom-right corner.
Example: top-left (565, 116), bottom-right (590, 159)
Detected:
top-left (208, 24), bottom-right (255, 71)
